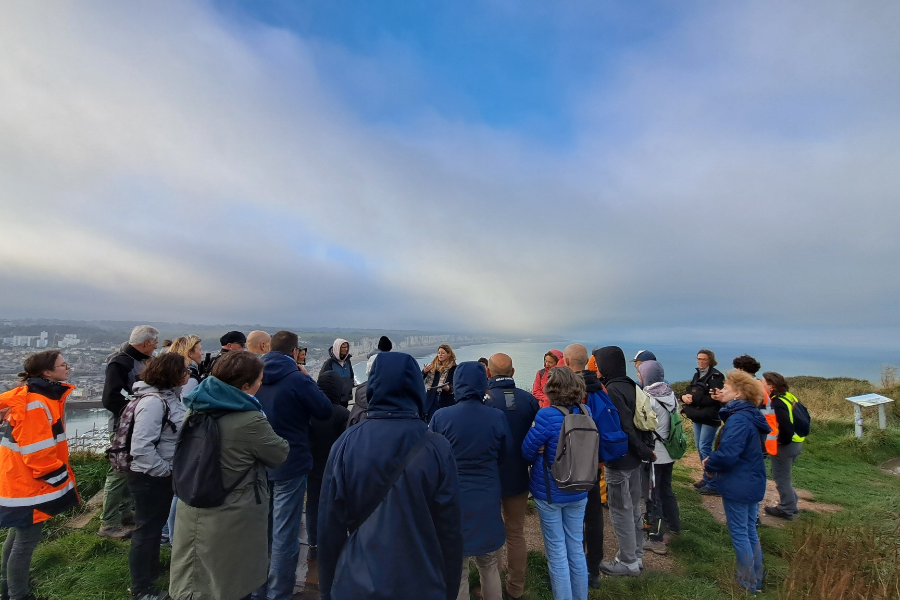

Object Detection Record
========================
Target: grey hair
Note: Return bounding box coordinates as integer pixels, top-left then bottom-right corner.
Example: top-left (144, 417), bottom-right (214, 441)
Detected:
top-left (545, 366), bottom-right (586, 407)
top-left (129, 325), bottom-right (159, 345)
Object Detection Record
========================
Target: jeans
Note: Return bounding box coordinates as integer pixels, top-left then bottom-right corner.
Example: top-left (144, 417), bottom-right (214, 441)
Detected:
top-left (534, 497), bottom-right (588, 600)
top-left (252, 474), bottom-right (308, 600)
top-left (127, 471), bottom-right (174, 595)
top-left (648, 462), bottom-right (680, 540)
top-left (583, 473), bottom-right (604, 576)
top-left (605, 467), bottom-right (644, 566)
top-left (306, 475), bottom-right (322, 547)
top-left (722, 499), bottom-right (764, 592)
top-left (457, 551), bottom-right (502, 600)
top-left (1, 523), bottom-right (43, 600)
top-left (500, 492), bottom-right (528, 598)
top-left (164, 496), bottom-right (178, 540)
top-left (693, 423), bottom-right (719, 489)
top-left (771, 442), bottom-right (802, 515)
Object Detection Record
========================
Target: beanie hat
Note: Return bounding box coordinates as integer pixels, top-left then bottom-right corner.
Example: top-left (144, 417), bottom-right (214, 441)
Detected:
top-left (220, 331), bottom-right (246, 346)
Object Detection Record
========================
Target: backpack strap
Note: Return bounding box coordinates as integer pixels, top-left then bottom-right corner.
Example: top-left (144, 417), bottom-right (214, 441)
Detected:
top-left (579, 404), bottom-right (591, 418)
top-left (347, 431), bottom-right (434, 533)
top-left (553, 406), bottom-right (569, 416)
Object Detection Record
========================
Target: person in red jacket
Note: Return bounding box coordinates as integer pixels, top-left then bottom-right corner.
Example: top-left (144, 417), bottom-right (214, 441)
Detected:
top-left (0, 350), bottom-right (79, 600)
top-left (531, 349), bottom-right (563, 408)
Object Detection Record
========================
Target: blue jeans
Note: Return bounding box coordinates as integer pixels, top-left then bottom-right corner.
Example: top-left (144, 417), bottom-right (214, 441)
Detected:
top-left (722, 499), bottom-right (764, 592)
top-left (534, 497), bottom-right (588, 600)
top-left (694, 422), bottom-right (719, 489)
top-left (252, 474), bottom-right (308, 600)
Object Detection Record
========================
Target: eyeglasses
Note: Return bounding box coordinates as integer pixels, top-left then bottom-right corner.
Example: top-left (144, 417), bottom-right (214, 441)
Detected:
top-left (56, 363), bottom-right (71, 370)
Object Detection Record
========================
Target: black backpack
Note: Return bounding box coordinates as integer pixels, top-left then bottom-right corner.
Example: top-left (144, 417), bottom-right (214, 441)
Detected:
top-left (172, 411), bottom-right (254, 508)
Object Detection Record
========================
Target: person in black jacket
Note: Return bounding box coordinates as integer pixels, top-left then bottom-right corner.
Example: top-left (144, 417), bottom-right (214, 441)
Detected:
top-left (306, 371), bottom-right (350, 560)
top-left (98, 325), bottom-right (158, 539)
top-left (594, 346), bottom-right (655, 577)
top-left (680, 349), bottom-right (725, 494)
top-left (761, 371), bottom-right (804, 520)
top-left (318, 352), bottom-right (462, 600)
top-left (484, 353), bottom-right (538, 600)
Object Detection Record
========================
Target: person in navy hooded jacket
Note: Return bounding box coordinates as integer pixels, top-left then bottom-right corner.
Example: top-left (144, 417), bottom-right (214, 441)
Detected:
top-left (253, 331), bottom-right (332, 600)
top-left (430, 362), bottom-right (512, 600)
top-left (318, 352), bottom-right (463, 600)
top-left (703, 369), bottom-right (770, 594)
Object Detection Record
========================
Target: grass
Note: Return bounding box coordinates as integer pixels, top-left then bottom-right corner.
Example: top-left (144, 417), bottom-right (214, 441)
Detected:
top-left (12, 378), bottom-right (900, 599)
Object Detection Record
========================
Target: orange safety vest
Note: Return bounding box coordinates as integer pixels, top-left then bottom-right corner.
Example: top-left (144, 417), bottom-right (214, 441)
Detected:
top-left (0, 380), bottom-right (79, 527)
top-left (757, 379), bottom-right (778, 456)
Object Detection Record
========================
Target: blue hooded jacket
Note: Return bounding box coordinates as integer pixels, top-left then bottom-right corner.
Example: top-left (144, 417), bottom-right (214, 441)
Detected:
top-left (184, 376), bottom-right (264, 413)
top-left (704, 400), bottom-right (771, 504)
top-left (318, 352), bottom-right (462, 600)
top-left (522, 404), bottom-right (591, 504)
top-left (485, 376), bottom-right (539, 498)
top-left (430, 363), bottom-right (512, 556)
top-left (256, 351), bottom-right (332, 481)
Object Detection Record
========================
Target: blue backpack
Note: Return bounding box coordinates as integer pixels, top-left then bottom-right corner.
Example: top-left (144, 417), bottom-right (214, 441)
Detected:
top-left (586, 390), bottom-right (629, 463)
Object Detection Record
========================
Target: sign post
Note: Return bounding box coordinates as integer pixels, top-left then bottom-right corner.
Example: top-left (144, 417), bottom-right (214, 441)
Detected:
top-left (845, 394), bottom-right (895, 439)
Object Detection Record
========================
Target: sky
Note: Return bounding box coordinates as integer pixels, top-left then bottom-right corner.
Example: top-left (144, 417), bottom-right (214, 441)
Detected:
top-left (1, 1), bottom-right (899, 349)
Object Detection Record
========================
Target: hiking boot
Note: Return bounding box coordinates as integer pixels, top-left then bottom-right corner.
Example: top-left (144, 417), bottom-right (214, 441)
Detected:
top-left (308, 545), bottom-right (318, 560)
top-left (599, 559), bottom-right (641, 577)
top-left (643, 539), bottom-right (669, 555)
top-left (588, 573), bottom-right (601, 589)
top-left (764, 506), bottom-right (794, 521)
top-left (98, 525), bottom-right (132, 539)
top-left (121, 513), bottom-right (135, 526)
top-left (132, 591), bottom-right (169, 600)
top-left (663, 531), bottom-right (680, 545)
top-left (698, 485), bottom-right (720, 496)
top-left (693, 480), bottom-right (706, 489)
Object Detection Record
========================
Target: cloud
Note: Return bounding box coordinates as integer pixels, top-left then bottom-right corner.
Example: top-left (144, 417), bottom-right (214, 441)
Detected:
top-left (0, 0), bottom-right (898, 347)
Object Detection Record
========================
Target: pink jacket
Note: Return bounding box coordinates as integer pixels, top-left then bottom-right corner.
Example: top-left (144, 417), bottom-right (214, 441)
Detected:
top-left (531, 349), bottom-right (564, 408)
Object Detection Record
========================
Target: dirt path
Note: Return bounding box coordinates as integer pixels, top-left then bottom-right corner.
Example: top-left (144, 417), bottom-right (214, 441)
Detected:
top-left (680, 453), bottom-right (842, 527)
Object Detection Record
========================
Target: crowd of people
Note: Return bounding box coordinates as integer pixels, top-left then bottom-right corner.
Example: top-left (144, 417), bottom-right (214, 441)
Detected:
top-left (0, 326), bottom-right (809, 600)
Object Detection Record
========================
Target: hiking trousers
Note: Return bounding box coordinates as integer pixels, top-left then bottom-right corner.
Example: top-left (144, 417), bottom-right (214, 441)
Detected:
top-left (605, 466), bottom-right (644, 566)
top-left (501, 492), bottom-right (528, 598)
top-left (458, 551), bottom-right (502, 600)
top-left (1, 522), bottom-right (42, 600)
top-left (583, 471), bottom-right (604, 575)
top-left (771, 442), bottom-right (802, 516)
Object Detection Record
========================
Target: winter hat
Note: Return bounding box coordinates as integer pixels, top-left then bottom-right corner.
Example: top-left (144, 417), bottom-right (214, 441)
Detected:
top-left (637, 360), bottom-right (665, 387)
top-left (377, 336), bottom-right (393, 352)
top-left (220, 331), bottom-right (246, 346)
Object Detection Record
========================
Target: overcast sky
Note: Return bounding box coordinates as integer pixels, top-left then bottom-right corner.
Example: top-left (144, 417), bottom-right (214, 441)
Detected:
top-left (1, 1), bottom-right (899, 348)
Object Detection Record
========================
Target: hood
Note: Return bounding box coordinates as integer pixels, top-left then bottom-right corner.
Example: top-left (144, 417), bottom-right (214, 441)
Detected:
top-left (637, 360), bottom-right (665, 388)
top-left (593, 346), bottom-right (627, 381)
top-left (184, 376), bottom-right (262, 413)
top-left (0, 381), bottom-right (72, 426)
top-left (317, 370), bottom-right (344, 405)
top-left (453, 362), bottom-right (488, 402)
top-left (719, 399), bottom-right (771, 433)
top-left (366, 352), bottom-right (426, 416)
top-left (377, 336), bottom-right (393, 352)
top-left (331, 338), bottom-right (351, 364)
top-left (646, 381), bottom-right (676, 409)
top-left (262, 351), bottom-right (299, 384)
top-left (549, 349), bottom-right (563, 363)
top-left (581, 370), bottom-right (605, 394)
top-left (132, 381), bottom-right (179, 400)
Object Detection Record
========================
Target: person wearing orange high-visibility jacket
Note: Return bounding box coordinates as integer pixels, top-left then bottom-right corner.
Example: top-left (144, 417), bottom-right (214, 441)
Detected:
top-left (0, 350), bottom-right (79, 600)
top-left (761, 372), bottom-right (804, 521)
top-left (730, 355), bottom-right (778, 456)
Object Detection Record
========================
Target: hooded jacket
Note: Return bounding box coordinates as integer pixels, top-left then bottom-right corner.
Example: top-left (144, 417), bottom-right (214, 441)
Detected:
top-left (682, 366), bottom-right (725, 426)
top-left (430, 363), bottom-right (512, 556)
top-left (522, 403), bottom-right (591, 504)
top-left (309, 371), bottom-right (350, 480)
top-left (532, 349), bottom-right (563, 408)
top-left (0, 379), bottom-right (79, 527)
top-left (319, 338), bottom-right (355, 405)
top-left (638, 361), bottom-right (679, 464)
top-left (485, 376), bottom-right (539, 498)
top-left (704, 400), bottom-right (771, 503)
top-left (257, 351), bottom-right (333, 481)
top-left (102, 344), bottom-right (151, 418)
top-left (593, 346), bottom-right (654, 470)
top-left (318, 352), bottom-right (462, 600)
top-left (129, 381), bottom-right (187, 477)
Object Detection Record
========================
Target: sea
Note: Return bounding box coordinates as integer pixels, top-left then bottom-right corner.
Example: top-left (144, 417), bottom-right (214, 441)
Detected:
top-left (66, 340), bottom-right (897, 438)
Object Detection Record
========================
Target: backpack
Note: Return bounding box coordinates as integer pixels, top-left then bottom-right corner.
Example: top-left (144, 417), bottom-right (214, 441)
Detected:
top-left (586, 390), bottom-right (629, 463)
top-left (106, 393), bottom-right (174, 473)
top-left (172, 411), bottom-right (255, 508)
top-left (633, 385), bottom-right (659, 432)
top-left (783, 392), bottom-right (811, 439)
top-left (653, 401), bottom-right (687, 460)
top-left (544, 404), bottom-right (599, 499)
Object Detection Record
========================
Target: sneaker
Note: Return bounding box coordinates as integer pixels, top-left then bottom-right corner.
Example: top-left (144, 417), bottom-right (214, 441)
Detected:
top-left (133, 591), bottom-right (169, 600)
top-left (98, 525), bottom-right (132, 539)
top-left (643, 539), bottom-right (669, 555)
top-left (588, 573), bottom-right (601, 589)
top-left (764, 506), bottom-right (794, 521)
top-left (698, 486), bottom-right (720, 496)
top-left (599, 559), bottom-right (641, 577)
top-left (693, 480), bottom-right (706, 489)
top-left (308, 545), bottom-right (318, 560)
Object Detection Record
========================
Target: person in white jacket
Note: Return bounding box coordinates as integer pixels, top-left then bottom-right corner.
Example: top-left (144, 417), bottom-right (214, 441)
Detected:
top-left (128, 353), bottom-right (188, 600)
top-left (637, 360), bottom-right (681, 555)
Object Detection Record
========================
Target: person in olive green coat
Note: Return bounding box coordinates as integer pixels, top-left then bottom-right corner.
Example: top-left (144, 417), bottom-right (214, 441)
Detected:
top-left (169, 353), bottom-right (289, 600)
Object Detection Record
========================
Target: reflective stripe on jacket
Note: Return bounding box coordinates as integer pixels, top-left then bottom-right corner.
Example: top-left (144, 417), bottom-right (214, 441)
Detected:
top-left (780, 392), bottom-right (806, 443)
top-left (758, 379), bottom-right (778, 456)
top-left (0, 380), bottom-right (79, 527)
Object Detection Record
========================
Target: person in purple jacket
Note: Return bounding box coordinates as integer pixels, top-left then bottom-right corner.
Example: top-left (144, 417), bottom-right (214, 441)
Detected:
top-left (522, 367), bottom-right (590, 600)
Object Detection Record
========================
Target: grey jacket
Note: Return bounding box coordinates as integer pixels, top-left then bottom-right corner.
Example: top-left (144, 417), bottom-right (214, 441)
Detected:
top-left (646, 381), bottom-right (678, 465)
top-left (129, 382), bottom-right (187, 477)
